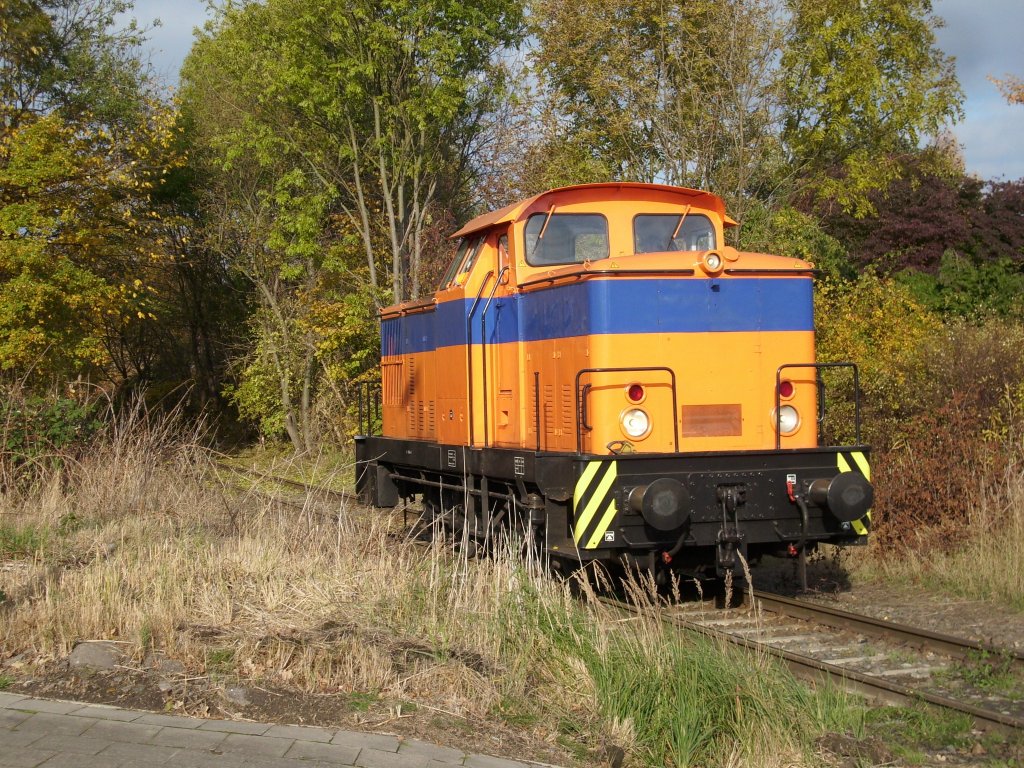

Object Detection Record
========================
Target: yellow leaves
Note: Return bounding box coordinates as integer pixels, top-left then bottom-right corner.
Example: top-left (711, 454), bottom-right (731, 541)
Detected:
top-left (989, 74), bottom-right (1024, 106)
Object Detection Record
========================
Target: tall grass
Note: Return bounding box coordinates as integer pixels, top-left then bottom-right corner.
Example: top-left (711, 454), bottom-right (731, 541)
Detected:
top-left (0, 409), bottom-right (861, 766)
top-left (868, 457), bottom-right (1024, 610)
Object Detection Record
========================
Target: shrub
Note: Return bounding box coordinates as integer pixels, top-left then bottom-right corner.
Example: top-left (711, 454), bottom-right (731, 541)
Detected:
top-left (871, 396), bottom-right (1006, 551)
top-left (815, 272), bottom-right (940, 448)
top-left (897, 253), bottom-right (1024, 320)
top-left (0, 389), bottom-right (102, 486)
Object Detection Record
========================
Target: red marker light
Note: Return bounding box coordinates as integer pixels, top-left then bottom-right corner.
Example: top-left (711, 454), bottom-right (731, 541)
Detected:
top-left (627, 383), bottom-right (645, 402)
top-left (778, 380), bottom-right (794, 399)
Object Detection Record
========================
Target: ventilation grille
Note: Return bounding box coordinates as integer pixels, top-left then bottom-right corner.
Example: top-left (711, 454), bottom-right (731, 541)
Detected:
top-left (544, 384), bottom-right (555, 437)
top-left (561, 385), bottom-right (573, 431)
top-left (382, 361), bottom-right (403, 406)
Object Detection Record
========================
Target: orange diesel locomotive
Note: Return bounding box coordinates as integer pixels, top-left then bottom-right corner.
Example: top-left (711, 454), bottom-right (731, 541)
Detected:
top-left (356, 183), bottom-right (873, 582)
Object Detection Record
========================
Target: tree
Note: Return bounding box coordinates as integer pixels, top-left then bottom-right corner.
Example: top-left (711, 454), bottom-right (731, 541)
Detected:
top-left (813, 155), bottom-right (970, 273)
top-left (185, 0), bottom-right (522, 305)
top-left (0, 0), bottom-right (184, 388)
top-left (181, 0), bottom-right (522, 450)
top-left (0, 107), bottom-right (178, 383)
top-left (990, 74), bottom-right (1024, 106)
top-left (529, 0), bottom-right (784, 217)
top-left (527, 0), bottom-right (963, 218)
top-left (1, 0), bottom-right (151, 134)
top-left (781, 0), bottom-right (962, 214)
top-left (961, 178), bottom-right (1024, 264)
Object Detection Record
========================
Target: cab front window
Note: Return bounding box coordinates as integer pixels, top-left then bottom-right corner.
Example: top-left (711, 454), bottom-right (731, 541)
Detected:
top-left (634, 213), bottom-right (716, 253)
top-left (524, 213), bottom-right (609, 266)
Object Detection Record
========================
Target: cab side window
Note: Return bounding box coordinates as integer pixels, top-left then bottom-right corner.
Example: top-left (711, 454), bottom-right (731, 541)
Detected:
top-left (439, 235), bottom-right (484, 288)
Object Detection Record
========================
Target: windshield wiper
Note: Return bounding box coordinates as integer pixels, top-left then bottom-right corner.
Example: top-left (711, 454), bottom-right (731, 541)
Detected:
top-left (532, 204), bottom-right (556, 257)
top-left (667, 205), bottom-right (691, 250)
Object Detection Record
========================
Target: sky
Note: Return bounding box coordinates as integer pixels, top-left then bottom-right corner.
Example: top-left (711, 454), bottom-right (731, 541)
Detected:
top-left (126, 0), bottom-right (1024, 181)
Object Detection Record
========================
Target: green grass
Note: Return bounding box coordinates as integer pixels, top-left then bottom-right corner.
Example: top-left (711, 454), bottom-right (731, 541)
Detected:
top-left (205, 647), bottom-right (236, 674)
top-left (930, 650), bottom-right (1024, 700)
top-left (218, 443), bottom-right (355, 493)
top-left (347, 691), bottom-right (380, 712)
top-left (861, 704), bottom-right (974, 764)
top-left (493, 576), bottom-right (862, 767)
top-left (0, 674), bottom-right (13, 690)
top-left (0, 522), bottom-right (46, 558)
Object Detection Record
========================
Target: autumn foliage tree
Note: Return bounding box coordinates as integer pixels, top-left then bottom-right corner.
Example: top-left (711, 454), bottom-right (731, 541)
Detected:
top-left (0, 0), bottom-right (184, 389)
top-left (181, 0), bottom-right (522, 449)
top-left (528, 0), bottom-right (962, 220)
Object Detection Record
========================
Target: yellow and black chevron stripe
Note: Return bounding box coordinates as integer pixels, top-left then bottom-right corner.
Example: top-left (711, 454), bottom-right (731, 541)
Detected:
top-left (573, 461), bottom-right (619, 549)
top-left (837, 450), bottom-right (871, 535)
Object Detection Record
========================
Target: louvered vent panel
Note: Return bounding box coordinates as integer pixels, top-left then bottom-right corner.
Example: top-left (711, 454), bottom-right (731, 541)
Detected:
top-left (561, 385), bottom-right (573, 430)
top-left (544, 384), bottom-right (555, 437)
top-left (382, 362), bottom-right (403, 406)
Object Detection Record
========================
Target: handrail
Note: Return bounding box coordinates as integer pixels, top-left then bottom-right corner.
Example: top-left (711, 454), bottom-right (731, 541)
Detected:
top-left (480, 266), bottom-right (509, 448)
top-left (725, 268), bottom-right (821, 276)
top-left (775, 362), bottom-right (860, 450)
top-left (574, 367), bottom-right (679, 454)
top-left (466, 271), bottom-right (495, 447)
top-left (356, 380), bottom-right (381, 436)
top-left (519, 267), bottom-right (695, 291)
top-left (379, 297), bottom-right (436, 318)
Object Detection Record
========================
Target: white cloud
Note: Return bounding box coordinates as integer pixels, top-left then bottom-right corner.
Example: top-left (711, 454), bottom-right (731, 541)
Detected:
top-left (933, 0), bottom-right (1024, 179)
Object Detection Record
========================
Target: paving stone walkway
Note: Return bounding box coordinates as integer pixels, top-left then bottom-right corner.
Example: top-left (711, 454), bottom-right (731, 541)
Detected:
top-left (0, 693), bottom-right (558, 768)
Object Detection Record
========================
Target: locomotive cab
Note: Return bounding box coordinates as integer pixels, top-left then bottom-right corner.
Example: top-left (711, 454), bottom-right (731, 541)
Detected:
top-left (357, 183), bottom-right (872, 586)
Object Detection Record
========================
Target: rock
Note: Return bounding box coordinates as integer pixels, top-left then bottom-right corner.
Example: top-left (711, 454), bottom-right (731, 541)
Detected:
top-left (68, 641), bottom-right (122, 672)
top-left (157, 680), bottom-right (175, 694)
top-left (143, 651), bottom-right (186, 675)
top-left (817, 733), bottom-right (892, 765)
top-left (224, 686), bottom-right (252, 707)
top-left (604, 744), bottom-right (625, 768)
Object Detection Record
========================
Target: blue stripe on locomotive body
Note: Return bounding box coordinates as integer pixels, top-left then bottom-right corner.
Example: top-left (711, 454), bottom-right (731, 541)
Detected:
top-left (381, 277), bottom-right (814, 356)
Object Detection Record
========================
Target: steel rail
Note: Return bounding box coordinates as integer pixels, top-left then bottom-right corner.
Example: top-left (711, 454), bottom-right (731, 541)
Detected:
top-left (214, 463), bottom-right (352, 504)
top-left (602, 597), bottom-right (1024, 735)
top-left (752, 590), bottom-right (1024, 674)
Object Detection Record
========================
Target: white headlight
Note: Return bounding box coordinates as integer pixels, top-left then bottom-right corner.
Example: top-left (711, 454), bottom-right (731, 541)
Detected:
top-left (702, 251), bottom-right (723, 273)
top-left (773, 405), bottom-right (800, 434)
top-left (621, 408), bottom-right (650, 438)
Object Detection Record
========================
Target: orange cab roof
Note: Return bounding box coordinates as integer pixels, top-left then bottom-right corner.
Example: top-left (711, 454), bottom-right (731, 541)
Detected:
top-left (450, 182), bottom-right (738, 239)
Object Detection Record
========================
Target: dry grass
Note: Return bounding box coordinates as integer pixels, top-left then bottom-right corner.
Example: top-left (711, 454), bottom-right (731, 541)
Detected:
top-left (863, 457), bottom-right (1024, 611)
top-left (0, 410), bottom-right (858, 766)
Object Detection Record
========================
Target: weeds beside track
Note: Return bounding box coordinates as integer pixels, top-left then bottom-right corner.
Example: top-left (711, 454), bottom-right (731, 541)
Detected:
top-left (603, 588), bottom-right (1024, 737)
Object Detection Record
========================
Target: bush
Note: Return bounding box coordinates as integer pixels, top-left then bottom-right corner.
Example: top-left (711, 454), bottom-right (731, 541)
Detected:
top-left (0, 389), bottom-right (102, 486)
top-left (815, 272), bottom-right (940, 448)
top-left (897, 253), bottom-right (1024, 320)
top-left (871, 396), bottom-right (1006, 551)
top-left (738, 204), bottom-right (854, 281)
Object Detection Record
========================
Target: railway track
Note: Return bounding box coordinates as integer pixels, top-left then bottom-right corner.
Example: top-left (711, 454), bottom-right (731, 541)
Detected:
top-left (211, 462), bottom-right (1024, 733)
top-left (214, 462), bottom-right (353, 504)
top-left (606, 590), bottom-right (1024, 734)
